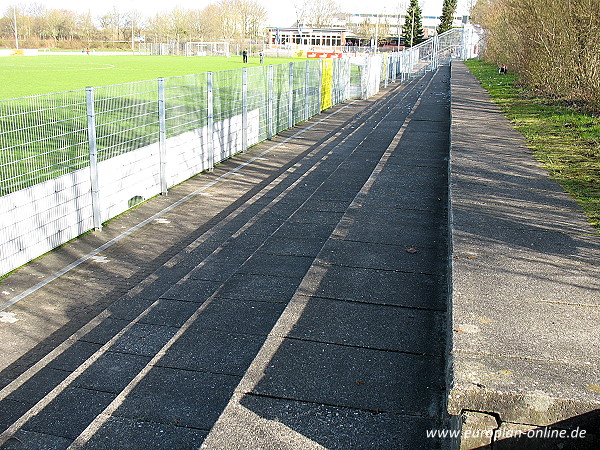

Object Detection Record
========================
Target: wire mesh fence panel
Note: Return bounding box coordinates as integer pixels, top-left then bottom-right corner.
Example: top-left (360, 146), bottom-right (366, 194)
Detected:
top-left (292, 61), bottom-right (307, 124)
top-left (163, 73), bottom-right (210, 185)
top-left (89, 81), bottom-right (161, 219)
top-left (92, 80), bottom-right (160, 163)
top-left (164, 73), bottom-right (208, 139)
top-left (348, 59), bottom-right (364, 99)
top-left (307, 60), bottom-right (322, 117)
top-left (213, 69), bottom-right (243, 123)
top-left (331, 58), bottom-right (349, 105)
top-left (247, 65), bottom-right (270, 143)
top-left (212, 69), bottom-right (244, 163)
top-left (0, 90), bottom-right (88, 196)
top-left (272, 64), bottom-right (291, 134)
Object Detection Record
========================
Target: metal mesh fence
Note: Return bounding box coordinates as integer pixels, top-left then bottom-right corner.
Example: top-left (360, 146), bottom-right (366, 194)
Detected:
top-left (0, 91), bottom-right (88, 196)
top-left (272, 63), bottom-right (291, 135)
top-left (292, 62), bottom-right (307, 124)
top-left (92, 80), bottom-right (160, 162)
top-left (164, 73), bottom-right (208, 138)
top-left (0, 60), bottom-right (335, 198)
top-left (213, 69), bottom-right (243, 123)
top-left (371, 28), bottom-right (483, 95)
top-left (247, 65), bottom-right (269, 142)
top-left (1, 29), bottom-right (480, 198)
top-left (332, 58), bottom-right (350, 105)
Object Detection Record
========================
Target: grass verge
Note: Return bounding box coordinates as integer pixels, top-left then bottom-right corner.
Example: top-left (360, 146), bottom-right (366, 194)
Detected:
top-left (464, 59), bottom-right (600, 232)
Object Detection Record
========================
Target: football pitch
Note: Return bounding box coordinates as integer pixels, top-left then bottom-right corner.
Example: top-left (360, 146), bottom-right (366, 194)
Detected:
top-left (0, 54), bottom-right (302, 99)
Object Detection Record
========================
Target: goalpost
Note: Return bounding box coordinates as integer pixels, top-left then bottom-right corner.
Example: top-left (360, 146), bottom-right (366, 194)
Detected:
top-left (185, 42), bottom-right (230, 57)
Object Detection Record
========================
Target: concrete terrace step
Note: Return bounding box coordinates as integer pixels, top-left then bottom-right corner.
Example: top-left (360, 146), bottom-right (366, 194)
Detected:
top-left (0, 69), bottom-right (454, 448)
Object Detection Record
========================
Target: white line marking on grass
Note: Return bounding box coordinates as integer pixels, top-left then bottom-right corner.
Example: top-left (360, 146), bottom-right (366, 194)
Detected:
top-left (0, 64), bottom-right (116, 71)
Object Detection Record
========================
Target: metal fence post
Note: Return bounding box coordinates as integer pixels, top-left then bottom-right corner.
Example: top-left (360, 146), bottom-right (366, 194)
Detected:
top-left (401, 52), bottom-right (405, 82)
top-left (363, 57), bottom-right (370, 99)
top-left (384, 56), bottom-right (389, 88)
top-left (158, 78), bottom-right (168, 194)
top-left (432, 36), bottom-right (439, 71)
top-left (318, 61), bottom-right (323, 111)
top-left (85, 87), bottom-right (102, 231)
top-left (242, 67), bottom-right (248, 151)
top-left (332, 59), bottom-right (342, 105)
top-left (267, 65), bottom-right (274, 139)
top-left (288, 62), bottom-right (294, 129)
top-left (462, 27), bottom-right (468, 60)
top-left (207, 72), bottom-right (215, 169)
top-left (304, 61), bottom-right (310, 120)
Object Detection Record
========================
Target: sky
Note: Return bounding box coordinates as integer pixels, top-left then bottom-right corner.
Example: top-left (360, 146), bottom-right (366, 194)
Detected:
top-left (19, 0), bottom-right (474, 27)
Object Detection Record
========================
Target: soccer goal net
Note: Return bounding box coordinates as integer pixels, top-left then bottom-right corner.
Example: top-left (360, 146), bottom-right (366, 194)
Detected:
top-left (185, 42), bottom-right (230, 57)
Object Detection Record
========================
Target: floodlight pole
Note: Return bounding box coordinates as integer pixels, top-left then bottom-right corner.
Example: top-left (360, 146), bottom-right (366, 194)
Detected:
top-left (131, 16), bottom-right (134, 52)
top-left (13, 6), bottom-right (19, 50)
top-left (410, 4), bottom-right (415, 47)
top-left (397, 9), bottom-right (401, 51)
top-left (375, 13), bottom-right (379, 53)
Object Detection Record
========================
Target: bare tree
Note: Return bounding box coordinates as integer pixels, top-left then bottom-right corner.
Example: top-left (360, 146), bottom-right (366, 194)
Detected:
top-left (216, 0), bottom-right (267, 39)
top-left (98, 7), bottom-right (126, 41)
top-left (311, 0), bottom-right (340, 27)
top-left (77, 11), bottom-right (98, 43)
top-left (293, 0), bottom-right (341, 27)
top-left (145, 8), bottom-right (190, 43)
top-left (0, 0), bottom-right (269, 50)
top-left (472, 0), bottom-right (600, 110)
top-left (199, 4), bottom-right (226, 40)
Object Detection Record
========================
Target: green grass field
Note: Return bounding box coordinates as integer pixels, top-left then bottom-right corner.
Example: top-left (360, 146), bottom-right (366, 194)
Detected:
top-left (0, 55), bottom-right (320, 196)
top-left (465, 59), bottom-right (600, 231)
top-left (0, 55), bottom-right (302, 99)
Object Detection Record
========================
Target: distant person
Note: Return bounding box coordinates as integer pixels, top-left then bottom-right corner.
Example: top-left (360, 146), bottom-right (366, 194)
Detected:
top-left (499, 64), bottom-right (507, 74)
top-left (242, 50), bottom-right (248, 63)
top-left (259, 51), bottom-right (264, 64)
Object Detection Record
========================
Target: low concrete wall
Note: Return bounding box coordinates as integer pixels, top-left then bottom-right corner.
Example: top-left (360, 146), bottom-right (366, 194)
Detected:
top-left (0, 110), bottom-right (259, 276)
top-left (448, 61), bottom-right (599, 448)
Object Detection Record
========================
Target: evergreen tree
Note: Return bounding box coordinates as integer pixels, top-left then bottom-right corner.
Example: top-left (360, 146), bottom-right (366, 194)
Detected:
top-left (402, 0), bottom-right (424, 47)
top-left (437, 0), bottom-right (457, 35)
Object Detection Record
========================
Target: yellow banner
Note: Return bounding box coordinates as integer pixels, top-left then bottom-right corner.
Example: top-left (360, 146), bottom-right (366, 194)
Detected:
top-left (321, 59), bottom-right (333, 111)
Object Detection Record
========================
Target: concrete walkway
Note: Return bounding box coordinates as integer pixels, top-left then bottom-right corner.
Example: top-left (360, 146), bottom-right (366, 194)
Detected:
top-left (449, 62), bottom-right (599, 448)
top-left (1, 61), bottom-right (596, 450)
top-left (0, 68), bottom-right (453, 448)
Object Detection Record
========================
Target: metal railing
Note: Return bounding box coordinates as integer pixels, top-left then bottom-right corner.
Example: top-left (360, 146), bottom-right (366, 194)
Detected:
top-left (0, 27), bottom-right (481, 276)
top-left (0, 59), bottom-right (351, 275)
top-left (0, 60), bottom-right (348, 197)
